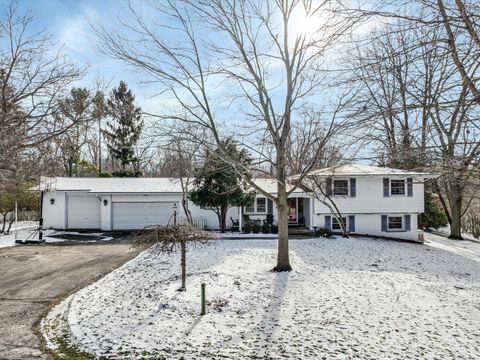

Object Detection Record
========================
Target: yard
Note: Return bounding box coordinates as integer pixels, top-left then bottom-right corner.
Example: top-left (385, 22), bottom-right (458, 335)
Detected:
top-left (44, 234), bottom-right (480, 359)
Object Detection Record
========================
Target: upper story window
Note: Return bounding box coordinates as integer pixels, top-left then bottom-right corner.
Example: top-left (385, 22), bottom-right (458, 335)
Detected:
top-left (388, 216), bottom-right (403, 230)
top-left (391, 180), bottom-right (405, 195)
top-left (333, 180), bottom-right (349, 196)
top-left (256, 197), bottom-right (266, 213)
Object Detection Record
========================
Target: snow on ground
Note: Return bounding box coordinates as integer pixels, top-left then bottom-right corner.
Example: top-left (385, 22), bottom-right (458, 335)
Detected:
top-left (56, 233), bottom-right (480, 359)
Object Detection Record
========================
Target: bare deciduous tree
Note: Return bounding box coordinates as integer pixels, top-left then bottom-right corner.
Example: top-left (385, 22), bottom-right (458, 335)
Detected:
top-left (95, 0), bottom-right (358, 271)
top-left (133, 224), bottom-right (215, 291)
top-left (0, 1), bottom-right (83, 186)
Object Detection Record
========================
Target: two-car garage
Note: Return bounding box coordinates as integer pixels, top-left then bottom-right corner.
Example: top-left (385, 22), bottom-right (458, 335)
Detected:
top-left (63, 192), bottom-right (178, 230)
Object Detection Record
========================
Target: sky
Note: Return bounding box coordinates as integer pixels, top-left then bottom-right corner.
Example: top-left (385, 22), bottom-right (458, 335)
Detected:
top-left (10, 0), bottom-right (159, 112)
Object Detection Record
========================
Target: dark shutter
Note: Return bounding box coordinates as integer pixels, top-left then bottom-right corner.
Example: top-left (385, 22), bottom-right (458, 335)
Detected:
top-left (325, 215), bottom-right (331, 230)
top-left (383, 178), bottom-right (390, 197)
top-left (348, 215), bottom-right (355, 233)
top-left (407, 178), bottom-right (413, 197)
top-left (405, 214), bottom-right (411, 231)
top-left (326, 178), bottom-right (332, 196)
top-left (267, 199), bottom-right (273, 214)
top-left (381, 215), bottom-right (388, 232)
top-left (350, 178), bottom-right (356, 198)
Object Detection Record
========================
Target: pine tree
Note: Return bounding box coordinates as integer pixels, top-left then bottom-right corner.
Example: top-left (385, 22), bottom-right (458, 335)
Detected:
top-left (103, 81), bottom-right (143, 172)
top-left (190, 139), bottom-right (254, 233)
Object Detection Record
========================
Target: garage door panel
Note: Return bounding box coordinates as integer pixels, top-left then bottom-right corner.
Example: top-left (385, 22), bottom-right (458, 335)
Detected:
top-left (67, 195), bottom-right (101, 229)
top-left (112, 202), bottom-right (174, 230)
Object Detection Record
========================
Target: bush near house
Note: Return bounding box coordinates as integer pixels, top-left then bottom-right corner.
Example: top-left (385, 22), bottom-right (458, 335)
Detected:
top-left (243, 223), bottom-right (252, 234)
top-left (271, 224), bottom-right (278, 234)
top-left (251, 223), bottom-right (261, 234)
top-left (316, 227), bottom-right (333, 238)
top-left (262, 224), bottom-right (271, 234)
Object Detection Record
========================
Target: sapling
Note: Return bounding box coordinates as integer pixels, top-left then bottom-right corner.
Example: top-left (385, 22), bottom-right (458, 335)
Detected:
top-left (133, 224), bottom-right (214, 291)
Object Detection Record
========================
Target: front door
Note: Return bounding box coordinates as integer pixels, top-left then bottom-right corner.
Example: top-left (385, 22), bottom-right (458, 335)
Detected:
top-left (287, 198), bottom-right (297, 223)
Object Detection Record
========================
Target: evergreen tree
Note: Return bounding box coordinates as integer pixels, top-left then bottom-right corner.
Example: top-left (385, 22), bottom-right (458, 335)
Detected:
top-left (103, 81), bottom-right (143, 171)
top-left (190, 140), bottom-right (254, 233)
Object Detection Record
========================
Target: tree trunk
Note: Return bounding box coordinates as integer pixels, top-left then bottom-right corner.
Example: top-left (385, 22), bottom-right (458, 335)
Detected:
top-left (274, 183), bottom-right (291, 272)
top-left (178, 240), bottom-right (187, 291)
top-left (6, 217), bottom-right (15, 234)
top-left (449, 186), bottom-right (463, 239)
top-left (220, 206), bottom-right (228, 233)
top-left (1, 212), bottom-right (7, 233)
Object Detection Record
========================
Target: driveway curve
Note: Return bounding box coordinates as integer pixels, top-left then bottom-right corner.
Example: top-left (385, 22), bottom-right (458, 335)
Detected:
top-left (0, 239), bottom-right (140, 359)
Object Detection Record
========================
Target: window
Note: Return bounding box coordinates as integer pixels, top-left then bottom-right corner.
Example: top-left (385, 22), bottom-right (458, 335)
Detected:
top-left (333, 180), bottom-right (349, 196)
top-left (391, 180), bottom-right (405, 195)
top-left (245, 197), bottom-right (266, 213)
top-left (388, 216), bottom-right (403, 230)
top-left (256, 197), bottom-right (266, 213)
top-left (332, 217), bottom-right (346, 230)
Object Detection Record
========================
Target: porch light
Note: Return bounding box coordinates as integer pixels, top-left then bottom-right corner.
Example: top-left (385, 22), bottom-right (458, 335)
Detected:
top-left (50, 198), bottom-right (55, 205)
top-left (103, 199), bottom-right (108, 206)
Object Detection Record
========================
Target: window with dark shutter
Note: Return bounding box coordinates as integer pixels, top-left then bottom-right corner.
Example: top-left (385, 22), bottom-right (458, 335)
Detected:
top-left (326, 178), bottom-right (332, 196)
top-left (324, 215), bottom-right (331, 230)
top-left (405, 214), bottom-right (411, 231)
top-left (348, 215), bottom-right (355, 232)
top-left (407, 178), bottom-right (413, 197)
top-left (383, 178), bottom-right (390, 197)
top-left (349, 178), bottom-right (356, 197)
top-left (381, 215), bottom-right (388, 231)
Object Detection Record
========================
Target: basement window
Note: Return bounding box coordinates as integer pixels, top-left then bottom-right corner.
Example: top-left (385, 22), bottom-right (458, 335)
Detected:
top-left (332, 217), bottom-right (347, 230)
top-left (388, 216), bottom-right (403, 230)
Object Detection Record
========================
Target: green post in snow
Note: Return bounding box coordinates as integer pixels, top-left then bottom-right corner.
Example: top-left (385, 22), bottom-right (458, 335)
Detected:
top-left (200, 283), bottom-right (206, 315)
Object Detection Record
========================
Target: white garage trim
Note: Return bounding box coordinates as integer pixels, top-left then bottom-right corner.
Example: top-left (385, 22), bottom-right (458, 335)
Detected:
top-left (66, 194), bottom-right (101, 229)
top-left (112, 202), bottom-right (176, 230)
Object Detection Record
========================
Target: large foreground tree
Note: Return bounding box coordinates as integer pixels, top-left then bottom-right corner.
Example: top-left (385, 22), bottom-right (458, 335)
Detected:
top-left (96, 0), bottom-right (355, 270)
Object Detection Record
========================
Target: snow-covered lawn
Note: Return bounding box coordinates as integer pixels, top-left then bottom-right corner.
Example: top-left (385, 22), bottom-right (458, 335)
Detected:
top-left (45, 234), bottom-right (480, 359)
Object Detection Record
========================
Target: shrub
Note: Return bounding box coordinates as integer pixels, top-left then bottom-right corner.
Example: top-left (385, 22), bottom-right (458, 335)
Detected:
top-left (243, 223), bottom-right (252, 233)
top-left (270, 224), bottom-right (278, 234)
top-left (420, 192), bottom-right (448, 230)
top-left (252, 223), bottom-right (261, 233)
top-left (315, 227), bottom-right (333, 238)
top-left (262, 223), bottom-right (271, 234)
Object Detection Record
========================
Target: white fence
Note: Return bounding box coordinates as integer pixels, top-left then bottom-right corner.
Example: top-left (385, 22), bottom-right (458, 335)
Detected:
top-left (177, 216), bottom-right (207, 230)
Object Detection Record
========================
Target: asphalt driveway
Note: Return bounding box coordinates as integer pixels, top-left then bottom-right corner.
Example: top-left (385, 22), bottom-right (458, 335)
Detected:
top-left (0, 239), bottom-right (140, 359)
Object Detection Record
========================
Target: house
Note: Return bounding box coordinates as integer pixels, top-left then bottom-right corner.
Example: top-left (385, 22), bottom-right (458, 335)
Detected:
top-left (34, 164), bottom-right (435, 241)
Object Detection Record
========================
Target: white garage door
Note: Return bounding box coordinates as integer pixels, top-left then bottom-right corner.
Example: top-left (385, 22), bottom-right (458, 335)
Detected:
top-left (67, 194), bottom-right (101, 229)
top-left (112, 202), bottom-right (175, 230)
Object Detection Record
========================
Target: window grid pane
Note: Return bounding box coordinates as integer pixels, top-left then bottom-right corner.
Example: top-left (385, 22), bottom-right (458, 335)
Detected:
top-left (388, 216), bottom-right (403, 229)
top-left (256, 198), bottom-right (266, 213)
top-left (391, 180), bottom-right (405, 195)
top-left (332, 217), bottom-right (346, 230)
top-left (333, 180), bottom-right (349, 196)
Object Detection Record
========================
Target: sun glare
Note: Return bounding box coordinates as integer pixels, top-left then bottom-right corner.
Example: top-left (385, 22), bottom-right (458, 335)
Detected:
top-left (289, 6), bottom-right (319, 39)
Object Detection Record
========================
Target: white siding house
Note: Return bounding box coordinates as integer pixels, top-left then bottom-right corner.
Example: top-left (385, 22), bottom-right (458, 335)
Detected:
top-left (35, 164), bottom-right (435, 242)
top-left (305, 164), bottom-right (436, 241)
